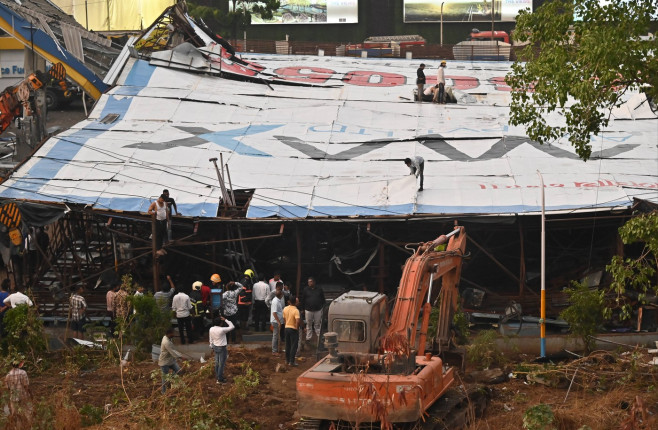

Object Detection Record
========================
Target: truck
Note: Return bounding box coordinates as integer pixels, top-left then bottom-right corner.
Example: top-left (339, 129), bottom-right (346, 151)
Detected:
top-left (296, 225), bottom-right (487, 429)
top-left (467, 28), bottom-right (510, 44)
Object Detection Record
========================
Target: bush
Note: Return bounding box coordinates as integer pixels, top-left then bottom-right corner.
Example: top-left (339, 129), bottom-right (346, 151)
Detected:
top-left (560, 281), bottom-right (605, 354)
top-left (1, 302), bottom-right (47, 364)
top-left (523, 403), bottom-right (556, 430)
top-left (466, 330), bottom-right (506, 370)
top-left (128, 293), bottom-right (172, 354)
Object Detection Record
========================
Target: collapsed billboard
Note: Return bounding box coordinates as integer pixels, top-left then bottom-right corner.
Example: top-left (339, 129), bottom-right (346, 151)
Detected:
top-left (403, 0), bottom-right (532, 22)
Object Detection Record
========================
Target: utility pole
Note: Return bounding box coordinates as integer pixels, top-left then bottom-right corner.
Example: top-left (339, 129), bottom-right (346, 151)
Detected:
top-left (491, 0), bottom-right (495, 41)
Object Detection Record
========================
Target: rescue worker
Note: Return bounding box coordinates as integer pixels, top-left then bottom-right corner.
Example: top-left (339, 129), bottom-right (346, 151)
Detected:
top-left (210, 274), bottom-right (223, 319)
top-left (190, 281), bottom-right (206, 338)
top-left (237, 274), bottom-right (253, 333)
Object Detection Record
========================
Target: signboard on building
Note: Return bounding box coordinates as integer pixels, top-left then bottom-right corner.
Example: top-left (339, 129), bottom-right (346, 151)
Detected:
top-left (403, 0), bottom-right (532, 23)
top-left (251, 0), bottom-right (358, 24)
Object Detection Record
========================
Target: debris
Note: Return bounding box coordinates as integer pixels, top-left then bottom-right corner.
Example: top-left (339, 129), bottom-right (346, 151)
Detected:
top-left (468, 368), bottom-right (507, 384)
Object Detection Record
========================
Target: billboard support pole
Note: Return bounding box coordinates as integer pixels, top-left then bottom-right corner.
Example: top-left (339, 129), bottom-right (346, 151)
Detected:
top-left (491, 0), bottom-right (495, 41)
top-left (440, 3), bottom-right (444, 46)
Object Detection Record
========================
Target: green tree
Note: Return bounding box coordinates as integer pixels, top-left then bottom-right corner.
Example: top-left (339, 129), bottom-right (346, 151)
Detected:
top-left (606, 212), bottom-right (658, 321)
top-left (188, 0), bottom-right (280, 39)
top-left (560, 281), bottom-right (605, 353)
top-left (506, 0), bottom-right (657, 161)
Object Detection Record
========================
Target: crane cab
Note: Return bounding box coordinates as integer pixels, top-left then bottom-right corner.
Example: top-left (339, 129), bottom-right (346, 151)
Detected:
top-left (327, 291), bottom-right (387, 354)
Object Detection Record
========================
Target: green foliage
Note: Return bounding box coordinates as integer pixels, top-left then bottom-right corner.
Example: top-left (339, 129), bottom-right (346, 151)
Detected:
top-left (506, 0), bottom-right (657, 161)
top-left (128, 293), bottom-right (172, 354)
top-left (79, 404), bottom-right (104, 427)
top-left (1, 302), bottom-right (47, 365)
top-left (466, 330), bottom-right (506, 370)
top-left (560, 281), bottom-right (605, 353)
top-left (606, 212), bottom-right (658, 320)
top-left (188, 1), bottom-right (280, 39)
top-left (452, 306), bottom-right (470, 345)
top-left (233, 363), bottom-right (260, 399)
top-left (523, 403), bottom-right (556, 430)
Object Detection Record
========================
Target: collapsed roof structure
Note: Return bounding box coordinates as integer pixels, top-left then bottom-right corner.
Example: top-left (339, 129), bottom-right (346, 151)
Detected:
top-left (0, 2), bottom-right (656, 318)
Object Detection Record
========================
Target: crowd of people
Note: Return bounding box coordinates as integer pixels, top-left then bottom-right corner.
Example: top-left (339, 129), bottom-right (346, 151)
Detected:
top-left (62, 267), bottom-right (327, 392)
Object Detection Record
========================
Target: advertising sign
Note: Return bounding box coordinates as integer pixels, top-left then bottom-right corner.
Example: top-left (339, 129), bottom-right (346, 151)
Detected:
top-left (251, 0), bottom-right (358, 24)
top-left (403, 0), bottom-right (532, 23)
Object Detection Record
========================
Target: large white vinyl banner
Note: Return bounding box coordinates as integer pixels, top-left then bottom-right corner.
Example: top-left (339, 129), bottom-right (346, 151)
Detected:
top-left (0, 52), bottom-right (655, 219)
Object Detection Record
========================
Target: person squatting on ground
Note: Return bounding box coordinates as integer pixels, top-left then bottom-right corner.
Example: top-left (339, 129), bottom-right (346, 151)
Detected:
top-left (270, 287), bottom-right (284, 355)
top-left (209, 316), bottom-right (234, 383)
top-left (252, 275), bottom-right (270, 332)
top-left (159, 327), bottom-right (183, 394)
top-left (172, 284), bottom-right (195, 344)
top-left (302, 277), bottom-right (325, 343)
top-left (69, 285), bottom-right (87, 339)
top-left (5, 356), bottom-right (32, 427)
top-left (222, 281), bottom-right (244, 343)
top-left (283, 295), bottom-right (301, 366)
top-left (148, 194), bottom-right (169, 249)
top-left (404, 156), bottom-right (425, 192)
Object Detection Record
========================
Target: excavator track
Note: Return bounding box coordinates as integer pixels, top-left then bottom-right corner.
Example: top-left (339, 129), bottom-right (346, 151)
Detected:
top-left (421, 385), bottom-right (490, 430)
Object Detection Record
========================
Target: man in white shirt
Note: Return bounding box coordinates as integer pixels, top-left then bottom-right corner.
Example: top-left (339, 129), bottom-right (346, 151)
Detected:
top-left (209, 316), bottom-right (235, 383)
top-left (252, 276), bottom-right (270, 332)
top-left (436, 61), bottom-right (447, 104)
top-left (3, 287), bottom-right (33, 309)
top-left (171, 287), bottom-right (195, 344)
top-left (404, 156), bottom-right (425, 192)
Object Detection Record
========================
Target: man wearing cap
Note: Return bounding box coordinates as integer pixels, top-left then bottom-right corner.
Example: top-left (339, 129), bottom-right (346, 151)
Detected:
top-left (5, 356), bottom-right (32, 424)
top-left (416, 63), bottom-right (426, 102)
top-left (190, 281), bottom-right (206, 338)
top-left (210, 274), bottom-right (223, 317)
top-left (435, 61), bottom-right (447, 104)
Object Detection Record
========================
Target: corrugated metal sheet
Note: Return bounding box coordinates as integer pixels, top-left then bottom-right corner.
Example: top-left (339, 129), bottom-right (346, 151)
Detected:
top-left (0, 52), bottom-right (655, 219)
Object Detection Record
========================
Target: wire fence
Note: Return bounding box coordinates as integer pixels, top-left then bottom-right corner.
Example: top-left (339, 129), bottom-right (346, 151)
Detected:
top-left (228, 39), bottom-right (524, 61)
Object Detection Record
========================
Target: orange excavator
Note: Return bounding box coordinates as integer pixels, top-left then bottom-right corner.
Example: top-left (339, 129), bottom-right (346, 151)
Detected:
top-left (297, 224), bottom-right (487, 429)
top-left (0, 62), bottom-right (68, 134)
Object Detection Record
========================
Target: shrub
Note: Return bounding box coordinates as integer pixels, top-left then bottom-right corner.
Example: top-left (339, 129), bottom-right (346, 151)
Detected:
top-left (466, 330), bottom-right (506, 370)
top-left (560, 281), bottom-right (605, 354)
top-left (523, 403), bottom-right (556, 430)
top-left (1, 302), bottom-right (47, 365)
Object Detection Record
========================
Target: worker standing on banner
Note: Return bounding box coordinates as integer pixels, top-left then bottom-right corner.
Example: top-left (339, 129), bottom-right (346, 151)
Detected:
top-left (435, 61), bottom-right (447, 104)
top-left (416, 63), bottom-right (426, 102)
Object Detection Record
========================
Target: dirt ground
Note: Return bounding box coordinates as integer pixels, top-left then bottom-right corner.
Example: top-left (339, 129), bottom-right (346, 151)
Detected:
top-left (20, 333), bottom-right (658, 430)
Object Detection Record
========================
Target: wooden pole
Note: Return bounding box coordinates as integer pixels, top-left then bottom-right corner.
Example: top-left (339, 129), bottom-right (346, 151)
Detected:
top-left (296, 224), bottom-right (302, 297)
top-left (152, 213), bottom-right (159, 290)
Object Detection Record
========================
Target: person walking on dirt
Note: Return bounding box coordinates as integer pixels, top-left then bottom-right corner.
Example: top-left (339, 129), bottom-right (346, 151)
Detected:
top-left (270, 288), bottom-right (284, 355)
top-left (172, 285), bottom-right (195, 344)
top-left (283, 296), bottom-right (301, 366)
top-left (159, 327), bottom-right (183, 394)
top-left (5, 356), bottom-right (32, 427)
top-left (69, 286), bottom-right (87, 339)
top-left (209, 316), bottom-right (234, 383)
top-left (252, 275), bottom-right (269, 332)
top-left (302, 277), bottom-right (325, 344)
